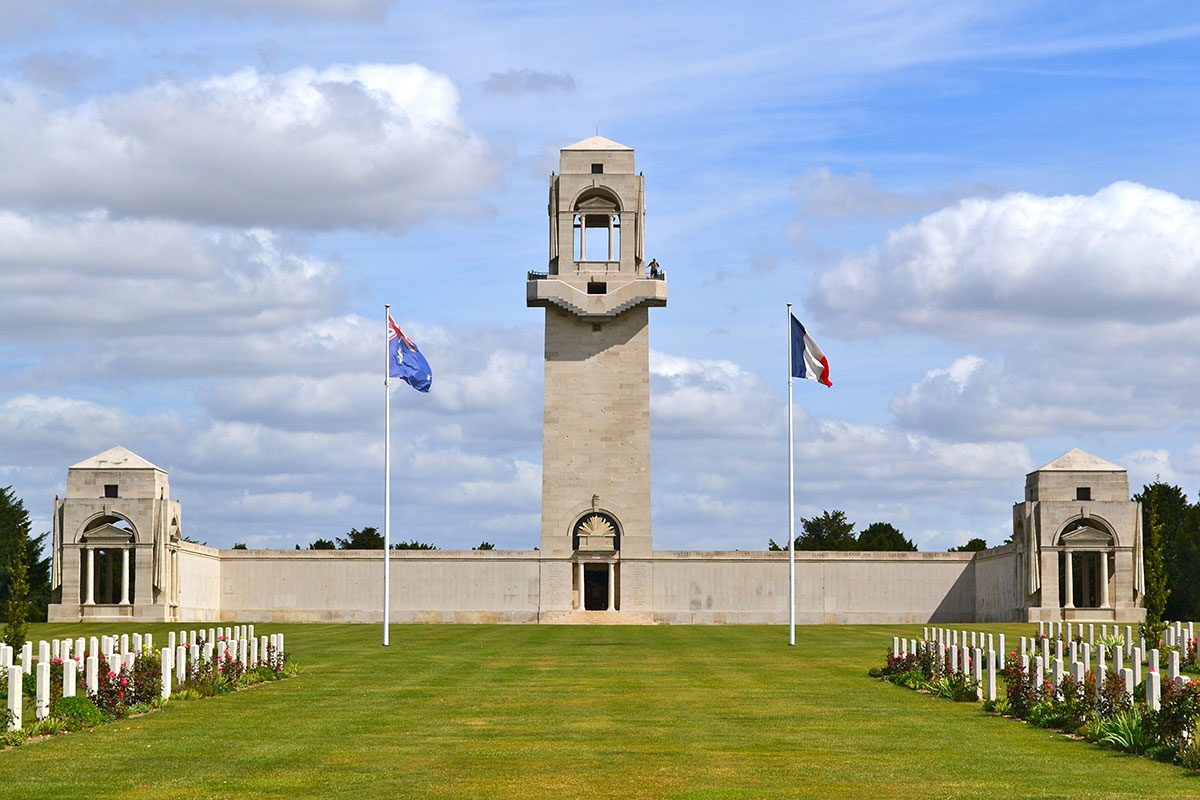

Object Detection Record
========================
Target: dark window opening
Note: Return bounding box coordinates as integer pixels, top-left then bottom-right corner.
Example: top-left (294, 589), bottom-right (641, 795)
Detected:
top-left (592, 323), bottom-right (602, 332)
top-left (591, 163), bottom-right (603, 174)
top-left (1076, 487), bottom-right (1091, 501)
top-left (104, 484), bottom-right (118, 498)
top-left (587, 281), bottom-right (607, 294)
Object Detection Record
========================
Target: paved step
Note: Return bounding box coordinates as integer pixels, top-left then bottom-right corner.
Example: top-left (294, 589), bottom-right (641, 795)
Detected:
top-left (540, 610), bottom-right (657, 625)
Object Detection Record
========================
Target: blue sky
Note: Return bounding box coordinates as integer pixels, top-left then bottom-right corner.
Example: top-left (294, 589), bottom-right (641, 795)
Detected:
top-left (3, 1), bottom-right (1200, 551)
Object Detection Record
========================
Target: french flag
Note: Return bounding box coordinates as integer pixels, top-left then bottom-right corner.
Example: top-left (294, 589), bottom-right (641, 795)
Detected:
top-left (790, 315), bottom-right (832, 387)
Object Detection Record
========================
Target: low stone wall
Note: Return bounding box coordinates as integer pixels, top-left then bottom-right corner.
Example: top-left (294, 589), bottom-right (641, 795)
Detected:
top-left (176, 541), bottom-right (222, 622)
top-left (217, 549), bottom-right (543, 623)
top-left (646, 550), bottom-right (978, 624)
top-left (153, 547), bottom-right (1018, 625)
top-left (972, 542), bottom-right (1024, 622)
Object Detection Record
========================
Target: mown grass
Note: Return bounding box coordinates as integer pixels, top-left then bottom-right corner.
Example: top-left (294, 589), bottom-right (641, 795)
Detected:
top-left (0, 622), bottom-right (1197, 799)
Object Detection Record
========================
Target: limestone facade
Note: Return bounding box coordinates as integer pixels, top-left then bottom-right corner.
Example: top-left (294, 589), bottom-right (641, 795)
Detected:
top-left (48, 446), bottom-right (182, 622)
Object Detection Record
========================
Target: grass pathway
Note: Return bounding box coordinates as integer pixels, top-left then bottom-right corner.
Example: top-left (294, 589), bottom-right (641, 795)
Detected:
top-left (0, 622), bottom-right (1196, 798)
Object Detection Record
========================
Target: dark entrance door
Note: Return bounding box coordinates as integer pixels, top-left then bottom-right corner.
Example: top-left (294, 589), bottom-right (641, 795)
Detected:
top-left (584, 566), bottom-right (609, 610)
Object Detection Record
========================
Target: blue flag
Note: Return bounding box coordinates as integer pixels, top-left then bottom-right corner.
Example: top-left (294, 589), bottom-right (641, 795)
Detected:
top-left (387, 314), bottom-right (432, 392)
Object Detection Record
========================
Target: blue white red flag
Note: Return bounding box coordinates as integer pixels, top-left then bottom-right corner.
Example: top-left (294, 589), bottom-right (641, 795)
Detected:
top-left (790, 314), bottom-right (832, 387)
top-left (388, 314), bottom-right (432, 393)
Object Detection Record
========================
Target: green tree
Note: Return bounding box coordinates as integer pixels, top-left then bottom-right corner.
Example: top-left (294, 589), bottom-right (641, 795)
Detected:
top-left (337, 527), bottom-right (385, 550)
top-left (1142, 502), bottom-right (1170, 644)
top-left (949, 538), bottom-right (988, 552)
top-left (308, 538), bottom-right (336, 550)
top-left (474, 542), bottom-right (496, 550)
top-left (0, 486), bottom-right (49, 623)
top-left (797, 510), bottom-right (857, 551)
top-left (392, 540), bottom-right (437, 551)
top-left (3, 535), bottom-right (30, 650)
top-left (857, 522), bottom-right (916, 551)
top-left (232, 543), bottom-right (248, 550)
top-left (1135, 481), bottom-right (1197, 620)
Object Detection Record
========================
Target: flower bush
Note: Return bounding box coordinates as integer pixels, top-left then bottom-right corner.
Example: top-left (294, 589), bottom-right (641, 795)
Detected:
top-left (875, 635), bottom-right (1200, 771)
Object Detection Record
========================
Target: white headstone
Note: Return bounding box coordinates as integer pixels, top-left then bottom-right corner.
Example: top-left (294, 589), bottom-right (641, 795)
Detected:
top-left (1067, 622), bottom-right (1073, 642)
top-left (51, 639), bottom-right (60, 660)
top-left (35, 661), bottom-right (49, 720)
top-left (1133, 650), bottom-right (1142, 688)
top-left (120, 633), bottom-right (129, 654)
top-left (176, 645), bottom-right (186, 687)
top-left (260, 635), bottom-right (268, 664)
top-left (132, 633), bottom-right (142, 653)
top-left (973, 647), bottom-right (983, 698)
top-left (949, 645), bottom-right (959, 674)
top-left (107, 653), bottom-right (121, 677)
top-left (1070, 661), bottom-right (1084, 682)
top-left (1150, 648), bottom-right (1159, 674)
top-left (63, 657), bottom-right (76, 698)
top-left (7, 665), bottom-right (21, 731)
top-left (145, 633), bottom-right (152, 651)
top-left (1052, 658), bottom-right (1063, 690)
top-left (86, 655), bottom-right (98, 697)
top-left (1020, 637), bottom-right (1028, 657)
top-left (1034, 656), bottom-right (1044, 687)
top-left (1148, 669), bottom-right (1161, 711)
top-left (21, 642), bottom-right (32, 674)
top-left (998, 634), bottom-right (1005, 664)
top-left (161, 650), bottom-right (172, 699)
top-left (88, 636), bottom-right (97, 657)
top-left (1122, 667), bottom-right (1134, 700)
top-left (37, 640), bottom-right (49, 665)
top-left (1038, 621), bottom-right (1045, 637)
top-left (1088, 623), bottom-right (1095, 645)
top-left (1115, 646), bottom-right (1123, 673)
top-left (1170, 650), bottom-right (1180, 681)
top-left (169, 632), bottom-right (176, 651)
top-left (1082, 643), bottom-right (1091, 674)
top-left (248, 624), bottom-right (255, 642)
top-left (987, 650), bottom-right (997, 701)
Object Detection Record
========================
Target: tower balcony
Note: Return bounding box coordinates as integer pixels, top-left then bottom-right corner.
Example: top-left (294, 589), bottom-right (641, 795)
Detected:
top-left (526, 273), bottom-right (667, 319)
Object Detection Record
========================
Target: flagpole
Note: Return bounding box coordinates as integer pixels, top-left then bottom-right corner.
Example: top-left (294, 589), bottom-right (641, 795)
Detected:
top-left (787, 302), bottom-right (796, 647)
top-left (383, 304), bottom-right (392, 647)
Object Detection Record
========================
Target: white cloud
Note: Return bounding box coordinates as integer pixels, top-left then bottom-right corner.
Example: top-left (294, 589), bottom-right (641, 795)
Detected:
top-left (812, 182), bottom-right (1200, 337)
top-left (0, 64), bottom-right (498, 230)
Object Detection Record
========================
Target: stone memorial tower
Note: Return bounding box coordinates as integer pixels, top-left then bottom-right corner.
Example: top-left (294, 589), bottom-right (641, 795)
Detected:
top-left (1013, 448), bottom-right (1146, 623)
top-left (527, 136), bottom-right (667, 616)
top-left (47, 446), bottom-right (182, 622)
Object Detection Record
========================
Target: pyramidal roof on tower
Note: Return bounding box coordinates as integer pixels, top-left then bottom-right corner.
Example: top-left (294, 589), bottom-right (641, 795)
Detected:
top-left (1033, 448), bottom-right (1124, 473)
top-left (70, 446), bottom-right (160, 470)
top-left (562, 135), bottom-right (632, 151)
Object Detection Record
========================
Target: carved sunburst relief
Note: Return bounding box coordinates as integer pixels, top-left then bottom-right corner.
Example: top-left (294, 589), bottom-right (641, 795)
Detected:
top-left (577, 514), bottom-right (615, 538)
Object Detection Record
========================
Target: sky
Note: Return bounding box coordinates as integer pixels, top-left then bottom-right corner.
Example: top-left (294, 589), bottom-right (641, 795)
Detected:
top-left (3, 1), bottom-right (1200, 553)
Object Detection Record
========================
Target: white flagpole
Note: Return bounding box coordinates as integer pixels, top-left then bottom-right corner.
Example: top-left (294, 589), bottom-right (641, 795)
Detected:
top-left (383, 304), bottom-right (392, 647)
top-left (787, 302), bottom-right (796, 647)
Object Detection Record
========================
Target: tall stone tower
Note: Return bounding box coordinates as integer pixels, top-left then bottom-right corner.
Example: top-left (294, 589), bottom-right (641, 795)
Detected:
top-left (527, 136), bottom-right (666, 615)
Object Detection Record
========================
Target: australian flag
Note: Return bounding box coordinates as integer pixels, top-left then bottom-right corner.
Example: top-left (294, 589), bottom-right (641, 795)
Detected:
top-left (388, 314), bottom-right (432, 392)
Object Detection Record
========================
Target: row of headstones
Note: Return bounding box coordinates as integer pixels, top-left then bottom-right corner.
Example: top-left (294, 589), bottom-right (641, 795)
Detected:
top-left (5, 629), bottom-right (285, 732)
top-left (1034, 620), bottom-right (1196, 653)
top-left (893, 625), bottom-right (1188, 711)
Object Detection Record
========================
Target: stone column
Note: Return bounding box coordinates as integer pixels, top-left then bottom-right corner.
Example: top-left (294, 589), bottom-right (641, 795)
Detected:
top-left (607, 563), bottom-right (615, 611)
top-left (576, 561), bottom-right (585, 610)
top-left (84, 547), bottom-right (95, 605)
top-left (120, 548), bottom-right (131, 605)
top-left (1063, 549), bottom-right (1074, 609)
top-left (1099, 551), bottom-right (1110, 608)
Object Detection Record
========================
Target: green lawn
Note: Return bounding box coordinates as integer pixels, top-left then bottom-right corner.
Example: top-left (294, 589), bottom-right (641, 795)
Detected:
top-left (1, 622), bottom-right (1197, 799)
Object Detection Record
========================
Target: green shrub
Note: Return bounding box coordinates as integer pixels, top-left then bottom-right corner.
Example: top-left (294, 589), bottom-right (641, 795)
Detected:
top-left (867, 666), bottom-right (883, 678)
top-left (923, 673), bottom-right (978, 702)
top-left (55, 695), bottom-right (105, 727)
top-left (1097, 708), bottom-right (1156, 755)
top-left (982, 696), bottom-right (1010, 714)
top-left (0, 729), bottom-right (24, 748)
top-left (171, 688), bottom-right (201, 701)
